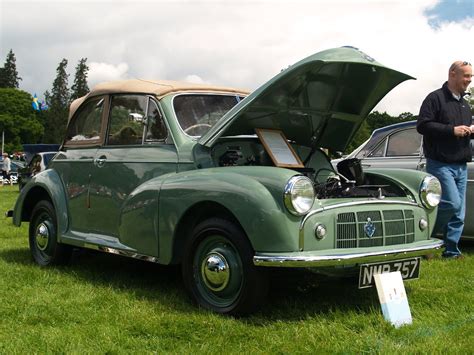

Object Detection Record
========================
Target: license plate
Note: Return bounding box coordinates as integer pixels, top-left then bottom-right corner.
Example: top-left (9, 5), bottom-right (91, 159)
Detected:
top-left (358, 257), bottom-right (420, 289)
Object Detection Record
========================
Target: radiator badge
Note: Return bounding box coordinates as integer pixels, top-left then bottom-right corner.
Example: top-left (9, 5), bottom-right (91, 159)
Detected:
top-left (364, 217), bottom-right (376, 238)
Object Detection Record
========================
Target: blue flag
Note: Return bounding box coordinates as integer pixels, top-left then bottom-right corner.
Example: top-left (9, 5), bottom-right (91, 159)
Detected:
top-left (32, 94), bottom-right (40, 111)
top-left (32, 94), bottom-right (48, 111)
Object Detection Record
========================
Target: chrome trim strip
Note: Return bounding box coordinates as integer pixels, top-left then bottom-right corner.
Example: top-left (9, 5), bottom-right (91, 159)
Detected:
top-left (82, 243), bottom-right (160, 263)
top-left (363, 155), bottom-right (420, 160)
top-left (254, 240), bottom-right (444, 268)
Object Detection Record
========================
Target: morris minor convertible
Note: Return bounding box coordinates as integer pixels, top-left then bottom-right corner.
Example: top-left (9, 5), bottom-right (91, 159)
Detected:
top-left (12, 47), bottom-right (444, 314)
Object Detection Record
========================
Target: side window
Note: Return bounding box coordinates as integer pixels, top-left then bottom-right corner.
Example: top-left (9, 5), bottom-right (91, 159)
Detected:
top-left (31, 156), bottom-right (42, 175)
top-left (107, 95), bottom-right (147, 146)
top-left (368, 139), bottom-right (386, 157)
top-left (66, 97), bottom-right (104, 143)
top-left (386, 129), bottom-right (422, 157)
top-left (145, 99), bottom-right (168, 142)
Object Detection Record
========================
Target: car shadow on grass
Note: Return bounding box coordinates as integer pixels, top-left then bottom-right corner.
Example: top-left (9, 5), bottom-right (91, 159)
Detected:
top-left (258, 269), bottom-right (380, 320)
top-left (0, 246), bottom-right (31, 264)
top-left (0, 246), bottom-right (192, 313)
top-left (1, 243), bottom-right (472, 320)
top-left (0, 246), bottom-right (380, 318)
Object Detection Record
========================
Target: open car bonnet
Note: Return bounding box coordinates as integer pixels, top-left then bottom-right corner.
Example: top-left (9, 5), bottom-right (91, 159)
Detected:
top-left (199, 46), bottom-right (414, 152)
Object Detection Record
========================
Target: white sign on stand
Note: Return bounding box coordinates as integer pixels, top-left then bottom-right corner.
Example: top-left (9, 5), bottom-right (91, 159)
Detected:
top-left (374, 271), bottom-right (412, 328)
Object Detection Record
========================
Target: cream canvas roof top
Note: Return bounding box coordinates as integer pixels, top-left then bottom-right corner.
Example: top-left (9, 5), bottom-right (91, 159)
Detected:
top-left (69, 79), bottom-right (250, 120)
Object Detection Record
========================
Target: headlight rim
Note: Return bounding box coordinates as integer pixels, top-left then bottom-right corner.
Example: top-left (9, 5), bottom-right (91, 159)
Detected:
top-left (284, 175), bottom-right (315, 216)
top-left (419, 175), bottom-right (441, 209)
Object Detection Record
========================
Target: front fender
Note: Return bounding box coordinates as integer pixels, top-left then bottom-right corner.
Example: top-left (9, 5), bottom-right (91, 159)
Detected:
top-left (157, 167), bottom-right (303, 262)
top-left (365, 168), bottom-right (439, 234)
top-left (13, 169), bottom-right (69, 235)
top-left (366, 168), bottom-right (432, 201)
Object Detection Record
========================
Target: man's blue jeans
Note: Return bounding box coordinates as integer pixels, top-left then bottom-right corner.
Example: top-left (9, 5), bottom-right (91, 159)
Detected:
top-left (426, 158), bottom-right (467, 256)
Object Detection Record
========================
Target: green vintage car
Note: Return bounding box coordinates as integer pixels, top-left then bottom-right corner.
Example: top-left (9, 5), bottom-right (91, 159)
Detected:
top-left (12, 47), bottom-right (443, 314)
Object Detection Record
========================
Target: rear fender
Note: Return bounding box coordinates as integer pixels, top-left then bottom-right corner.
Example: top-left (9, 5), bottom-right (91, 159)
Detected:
top-left (13, 169), bottom-right (69, 235)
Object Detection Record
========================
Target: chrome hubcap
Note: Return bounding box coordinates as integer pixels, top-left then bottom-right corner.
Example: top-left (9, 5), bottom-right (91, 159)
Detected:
top-left (201, 252), bottom-right (230, 292)
top-left (35, 222), bottom-right (49, 251)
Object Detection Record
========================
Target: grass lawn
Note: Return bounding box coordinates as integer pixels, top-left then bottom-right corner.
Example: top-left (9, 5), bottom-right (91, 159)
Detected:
top-left (0, 184), bottom-right (473, 353)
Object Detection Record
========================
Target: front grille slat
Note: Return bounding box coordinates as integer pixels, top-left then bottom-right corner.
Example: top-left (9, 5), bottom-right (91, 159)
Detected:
top-left (336, 209), bottom-right (415, 249)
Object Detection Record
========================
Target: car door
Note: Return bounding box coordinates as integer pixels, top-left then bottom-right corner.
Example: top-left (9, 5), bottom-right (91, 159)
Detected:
top-left (359, 127), bottom-right (424, 170)
top-left (89, 94), bottom-right (178, 254)
top-left (52, 96), bottom-right (106, 235)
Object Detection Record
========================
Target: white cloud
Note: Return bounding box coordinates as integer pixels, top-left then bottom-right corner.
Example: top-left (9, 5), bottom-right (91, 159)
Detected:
top-left (182, 74), bottom-right (207, 84)
top-left (88, 62), bottom-right (130, 88)
top-left (1, 0), bottom-right (472, 115)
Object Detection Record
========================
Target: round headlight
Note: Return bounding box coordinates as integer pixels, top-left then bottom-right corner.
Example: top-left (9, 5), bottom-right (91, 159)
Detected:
top-left (419, 176), bottom-right (441, 209)
top-left (284, 176), bottom-right (315, 216)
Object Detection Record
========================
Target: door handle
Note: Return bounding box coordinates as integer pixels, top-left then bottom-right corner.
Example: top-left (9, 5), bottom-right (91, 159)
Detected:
top-left (94, 156), bottom-right (107, 168)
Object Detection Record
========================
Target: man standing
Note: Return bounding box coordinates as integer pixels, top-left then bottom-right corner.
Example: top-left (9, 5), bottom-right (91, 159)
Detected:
top-left (1, 152), bottom-right (12, 185)
top-left (417, 61), bottom-right (473, 259)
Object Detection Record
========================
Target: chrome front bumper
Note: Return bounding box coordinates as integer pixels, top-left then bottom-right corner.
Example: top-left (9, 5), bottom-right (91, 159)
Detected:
top-left (253, 239), bottom-right (444, 268)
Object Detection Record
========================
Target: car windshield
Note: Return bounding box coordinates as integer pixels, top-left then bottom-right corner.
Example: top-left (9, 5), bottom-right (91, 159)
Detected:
top-left (173, 94), bottom-right (243, 137)
top-left (348, 138), bottom-right (370, 158)
top-left (43, 153), bottom-right (56, 166)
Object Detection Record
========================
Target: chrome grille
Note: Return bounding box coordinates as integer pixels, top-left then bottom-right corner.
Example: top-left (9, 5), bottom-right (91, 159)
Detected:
top-left (336, 209), bottom-right (415, 248)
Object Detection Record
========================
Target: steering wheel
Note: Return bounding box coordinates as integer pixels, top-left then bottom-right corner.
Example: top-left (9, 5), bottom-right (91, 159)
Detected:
top-left (183, 123), bottom-right (212, 135)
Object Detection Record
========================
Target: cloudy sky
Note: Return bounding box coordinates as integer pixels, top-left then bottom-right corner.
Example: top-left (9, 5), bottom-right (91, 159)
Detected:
top-left (0, 0), bottom-right (473, 115)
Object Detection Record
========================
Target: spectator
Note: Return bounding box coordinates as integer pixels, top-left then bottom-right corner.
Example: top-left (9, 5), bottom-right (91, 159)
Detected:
top-left (1, 152), bottom-right (12, 185)
top-left (417, 60), bottom-right (473, 259)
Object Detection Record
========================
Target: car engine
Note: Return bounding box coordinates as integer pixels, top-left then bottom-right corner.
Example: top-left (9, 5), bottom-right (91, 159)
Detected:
top-left (212, 139), bottom-right (408, 200)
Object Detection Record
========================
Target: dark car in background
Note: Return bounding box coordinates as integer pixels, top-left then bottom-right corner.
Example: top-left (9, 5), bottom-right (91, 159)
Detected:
top-left (18, 152), bottom-right (57, 190)
top-left (334, 120), bottom-right (474, 239)
top-left (16, 144), bottom-right (60, 190)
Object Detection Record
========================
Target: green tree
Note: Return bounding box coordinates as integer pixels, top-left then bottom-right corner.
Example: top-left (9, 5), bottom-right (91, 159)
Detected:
top-left (345, 120), bottom-right (371, 154)
top-left (70, 58), bottom-right (90, 101)
top-left (0, 49), bottom-right (22, 88)
top-left (0, 68), bottom-right (5, 87)
top-left (43, 59), bottom-right (69, 143)
top-left (0, 88), bottom-right (44, 153)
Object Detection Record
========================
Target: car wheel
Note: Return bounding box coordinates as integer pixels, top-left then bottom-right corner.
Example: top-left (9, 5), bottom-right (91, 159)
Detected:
top-left (29, 200), bottom-right (72, 266)
top-left (182, 218), bottom-right (268, 315)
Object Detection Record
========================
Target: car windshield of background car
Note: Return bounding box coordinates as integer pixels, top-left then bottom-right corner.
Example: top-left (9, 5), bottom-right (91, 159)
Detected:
top-left (350, 138), bottom-right (370, 158)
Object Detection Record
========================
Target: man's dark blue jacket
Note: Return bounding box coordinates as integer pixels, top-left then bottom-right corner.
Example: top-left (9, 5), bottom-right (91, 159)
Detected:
top-left (417, 82), bottom-right (473, 164)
